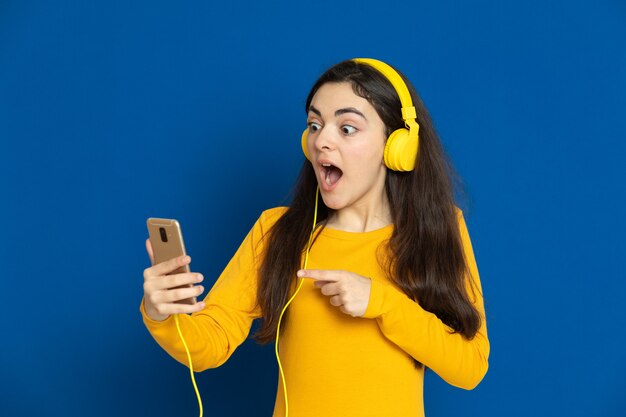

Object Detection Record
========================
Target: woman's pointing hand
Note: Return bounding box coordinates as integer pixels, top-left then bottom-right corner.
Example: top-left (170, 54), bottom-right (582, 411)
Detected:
top-left (298, 269), bottom-right (372, 317)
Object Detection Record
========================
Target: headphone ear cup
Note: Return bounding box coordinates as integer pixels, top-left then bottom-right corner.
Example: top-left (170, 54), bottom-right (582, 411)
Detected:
top-left (301, 128), bottom-right (310, 160)
top-left (384, 128), bottom-right (417, 171)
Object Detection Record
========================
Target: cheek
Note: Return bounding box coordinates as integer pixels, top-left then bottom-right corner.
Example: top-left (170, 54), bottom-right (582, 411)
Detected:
top-left (307, 133), bottom-right (315, 154)
top-left (346, 148), bottom-right (385, 180)
top-left (351, 138), bottom-right (386, 164)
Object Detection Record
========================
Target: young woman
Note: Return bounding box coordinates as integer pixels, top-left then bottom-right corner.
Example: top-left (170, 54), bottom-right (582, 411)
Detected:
top-left (141, 58), bottom-right (489, 417)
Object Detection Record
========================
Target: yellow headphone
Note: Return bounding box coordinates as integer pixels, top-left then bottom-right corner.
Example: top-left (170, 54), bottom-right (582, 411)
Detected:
top-left (301, 58), bottom-right (420, 172)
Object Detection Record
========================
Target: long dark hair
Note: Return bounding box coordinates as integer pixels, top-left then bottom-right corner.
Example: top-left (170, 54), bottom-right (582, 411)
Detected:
top-left (252, 60), bottom-right (481, 368)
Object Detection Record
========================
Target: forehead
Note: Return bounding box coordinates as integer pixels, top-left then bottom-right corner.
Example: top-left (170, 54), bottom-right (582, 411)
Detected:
top-left (309, 82), bottom-right (375, 115)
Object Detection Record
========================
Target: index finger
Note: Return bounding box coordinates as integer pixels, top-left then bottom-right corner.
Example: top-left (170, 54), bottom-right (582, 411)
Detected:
top-left (145, 254), bottom-right (191, 278)
top-left (297, 269), bottom-right (343, 282)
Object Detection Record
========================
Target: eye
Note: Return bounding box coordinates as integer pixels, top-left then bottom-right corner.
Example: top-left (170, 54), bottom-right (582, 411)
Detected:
top-left (308, 121), bottom-right (321, 133)
top-left (341, 125), bottom-right (357, 135)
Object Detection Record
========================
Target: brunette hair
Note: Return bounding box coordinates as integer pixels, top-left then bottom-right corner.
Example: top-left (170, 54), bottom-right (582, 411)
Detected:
top-left (252, 60), bottom-right (481, 368)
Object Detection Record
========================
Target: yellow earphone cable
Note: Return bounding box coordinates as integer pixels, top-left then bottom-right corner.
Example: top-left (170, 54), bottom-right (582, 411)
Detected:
top-left (175, 313), bottom-right (204, 417)
top-left (173, 187), bottom-right (319, 417)
top-left (275, 187), bottom-right (319, 417)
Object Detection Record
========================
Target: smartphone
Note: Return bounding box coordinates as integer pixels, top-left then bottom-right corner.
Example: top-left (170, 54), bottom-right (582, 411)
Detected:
top-left (146, 218), bottom-right (197, 305)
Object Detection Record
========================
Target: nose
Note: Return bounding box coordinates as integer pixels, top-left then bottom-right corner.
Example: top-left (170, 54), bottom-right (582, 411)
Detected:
top-left (313, 125), bottom-right (336, 154)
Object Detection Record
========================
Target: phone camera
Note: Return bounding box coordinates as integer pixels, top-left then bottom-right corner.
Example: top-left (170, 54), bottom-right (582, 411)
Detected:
top-left (159, 227), bottom-right (168, 243)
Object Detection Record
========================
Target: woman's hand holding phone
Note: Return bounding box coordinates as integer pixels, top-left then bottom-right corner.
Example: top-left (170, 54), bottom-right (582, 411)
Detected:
top-left (142, 238), bottom-right (206, 322)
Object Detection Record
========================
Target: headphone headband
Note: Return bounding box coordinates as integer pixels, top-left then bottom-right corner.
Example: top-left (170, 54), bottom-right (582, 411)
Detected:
top-left (352, 58), bottom-right (418, 131)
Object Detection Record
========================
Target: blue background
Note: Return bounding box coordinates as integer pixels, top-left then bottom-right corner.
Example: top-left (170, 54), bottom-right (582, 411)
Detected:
top-left (1, 0), bottom-right (625, 416)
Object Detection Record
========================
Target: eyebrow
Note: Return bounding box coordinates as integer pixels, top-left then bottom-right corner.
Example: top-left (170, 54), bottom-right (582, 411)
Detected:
top-left (308, 105), bottom-right (368, 121)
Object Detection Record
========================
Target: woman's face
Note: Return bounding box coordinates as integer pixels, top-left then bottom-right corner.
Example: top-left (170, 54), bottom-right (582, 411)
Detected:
top-left (306, 82), bottom-right (388, 212)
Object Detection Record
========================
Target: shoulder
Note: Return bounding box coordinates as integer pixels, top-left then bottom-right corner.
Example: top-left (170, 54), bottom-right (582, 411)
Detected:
top-left (453, 205), bottom-right (474, 248)
top-left (454, 205), bottom-right (468, 225)
top-left (259, 206), bottom-right (289, 223)
top-left (453, 205), bottom-right (472, 240)
top-left (239, 207), bottom-right (289, 253)
top-left (255, 206), bottom-right (289, 232)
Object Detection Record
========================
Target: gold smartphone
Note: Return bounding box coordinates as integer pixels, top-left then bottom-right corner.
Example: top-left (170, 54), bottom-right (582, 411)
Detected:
top-left (146, 218), bottom-right (197, 305)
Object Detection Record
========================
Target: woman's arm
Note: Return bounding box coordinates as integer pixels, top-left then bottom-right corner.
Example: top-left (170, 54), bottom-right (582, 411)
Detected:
top-left (140, 208), bottom-right (285, 371)
top-left (361, 210), bottom-right (490, 389)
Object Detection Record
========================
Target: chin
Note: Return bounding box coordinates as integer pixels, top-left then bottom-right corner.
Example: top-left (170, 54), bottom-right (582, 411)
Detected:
top-left (319, 190), bottom-right (347, 211)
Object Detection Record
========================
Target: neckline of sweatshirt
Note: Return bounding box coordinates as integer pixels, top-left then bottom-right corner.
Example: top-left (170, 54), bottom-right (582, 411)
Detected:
top-left (316, 222), bottom-right (394, 241)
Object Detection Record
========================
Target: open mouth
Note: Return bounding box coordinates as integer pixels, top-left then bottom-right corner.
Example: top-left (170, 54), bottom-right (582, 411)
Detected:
top-left (320, 162), bottom-right (343, 187)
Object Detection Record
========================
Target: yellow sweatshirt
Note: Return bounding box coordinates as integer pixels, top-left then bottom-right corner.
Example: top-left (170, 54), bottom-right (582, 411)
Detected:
top-left (140, 207), bottom-right (489, 417)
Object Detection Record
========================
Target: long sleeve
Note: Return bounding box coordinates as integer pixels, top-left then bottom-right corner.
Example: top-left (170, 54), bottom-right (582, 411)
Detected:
top-left (362, 209), bottom-right (490, 390)
top-left (140, 208), bottom-right (286, 372)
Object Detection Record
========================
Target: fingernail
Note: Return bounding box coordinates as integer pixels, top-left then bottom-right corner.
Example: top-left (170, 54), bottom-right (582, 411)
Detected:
top-left (183, 256), bottom-right (191, 263)
top-left (198, 286), bottom-right (204, 292)
top-left (197, 273), bottom-right (203, 282)
top-left (297, 270), bottom-right (304, 277)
